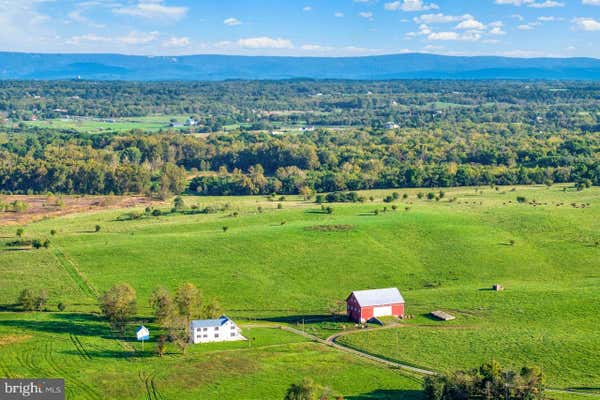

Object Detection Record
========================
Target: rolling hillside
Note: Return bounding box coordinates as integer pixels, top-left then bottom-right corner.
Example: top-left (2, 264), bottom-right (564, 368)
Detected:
top-left (2, 52), bottom-right (600, 80)
top-left (0, 185), bottom-right (598, 399)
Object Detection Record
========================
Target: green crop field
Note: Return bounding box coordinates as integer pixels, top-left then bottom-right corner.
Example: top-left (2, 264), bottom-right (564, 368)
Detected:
top-left (0, 185), bottom-right (598, 399)
top-left (18, 115), bottom-right (191, 133)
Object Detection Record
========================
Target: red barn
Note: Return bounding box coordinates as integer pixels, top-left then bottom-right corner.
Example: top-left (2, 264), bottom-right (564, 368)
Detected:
top-left (346, 287), bottom-right (405, 323)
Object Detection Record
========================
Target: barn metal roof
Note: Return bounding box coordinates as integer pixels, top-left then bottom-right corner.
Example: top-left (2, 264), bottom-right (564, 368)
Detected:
top-left (190, 315), bottom-right (232, 329)
top-left (349, 287), bottom-right (404, 307)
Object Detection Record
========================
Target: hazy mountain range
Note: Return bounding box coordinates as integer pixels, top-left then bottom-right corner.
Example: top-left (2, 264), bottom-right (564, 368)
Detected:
top-left (2, 52), bottom-right (600, 80)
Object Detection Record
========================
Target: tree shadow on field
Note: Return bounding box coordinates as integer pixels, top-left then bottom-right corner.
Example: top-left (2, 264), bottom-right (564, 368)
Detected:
top-left (304, 209), bottom-right (329, 214)
top-left (0, 303), bottom-right (21, 312)
top-left (1, 248), bottom-right (32, 252)
top-left (0, 312), bottom-right (114, 339)
top-left (256, 314), bottom-right (347, 325)
top-left (345, 389), bottom-right (424, 400)
top-left (61, 349), bottom-right (156, 359)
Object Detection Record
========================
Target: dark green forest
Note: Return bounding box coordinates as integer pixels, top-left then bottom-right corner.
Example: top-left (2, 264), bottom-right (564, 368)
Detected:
top-left (0, 80), bottom-right (598, 196)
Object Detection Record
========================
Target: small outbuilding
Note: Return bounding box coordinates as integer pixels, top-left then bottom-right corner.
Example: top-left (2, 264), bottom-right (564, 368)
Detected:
top-left (346, 287), bottom-right (405, 323)
top-left (190, 315), bottom-right (245, 344)
top-left (430, 310), bottom-right (455, 321)
top-left (136, 325), bottom-right (150, 341)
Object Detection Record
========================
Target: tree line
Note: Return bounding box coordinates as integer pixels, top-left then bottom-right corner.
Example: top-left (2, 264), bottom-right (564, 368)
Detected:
top-left (1, 80), bottom-right (599, 196)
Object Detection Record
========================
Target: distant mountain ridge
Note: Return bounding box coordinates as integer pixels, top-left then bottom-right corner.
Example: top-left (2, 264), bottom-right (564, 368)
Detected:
top-left (2, 51), bottom-right (600, 80)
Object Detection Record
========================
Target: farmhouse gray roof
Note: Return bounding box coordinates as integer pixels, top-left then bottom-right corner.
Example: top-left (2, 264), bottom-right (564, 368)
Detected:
top-left (190, 315), bottom-right (231, 329)
top-left (349, 287), bottom-right (404, 307)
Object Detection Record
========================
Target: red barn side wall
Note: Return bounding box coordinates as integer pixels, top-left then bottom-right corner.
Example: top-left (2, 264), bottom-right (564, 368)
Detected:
top-left (346, 296), bottom-right (405, 322)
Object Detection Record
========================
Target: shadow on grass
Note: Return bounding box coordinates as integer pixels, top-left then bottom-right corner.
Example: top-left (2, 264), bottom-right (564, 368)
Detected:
top-left (304, 209), bottom-right (329, 214)
top-left (1, 248), bottom-right (32, 252)
top-left (0, 304), bottom-right (21, 312)
top-left (345, 389), bottom-right (424, 400)
top-left (61, 349), bottom-right (157, 359)
top-left (256, 314), bottom-right (347, 325)
top-left (421, 313), bottom-right (443, 322)
top-left (0, 313), bottom-right (113, 338)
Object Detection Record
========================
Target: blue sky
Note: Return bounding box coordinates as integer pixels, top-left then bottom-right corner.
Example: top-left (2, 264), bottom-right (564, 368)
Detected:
top-left (1, 0), bottom-right (599, 57)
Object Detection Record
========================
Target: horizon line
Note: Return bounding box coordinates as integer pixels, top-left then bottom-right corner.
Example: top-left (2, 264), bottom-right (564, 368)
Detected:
top-left (1, 50), bottom-right (600, 61)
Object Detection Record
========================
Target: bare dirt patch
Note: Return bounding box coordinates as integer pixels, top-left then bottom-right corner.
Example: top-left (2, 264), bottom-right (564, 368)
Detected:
top-left (0, 334), bottom-right (32, 346)
top-left (0, 195), bottom-right (157, 226)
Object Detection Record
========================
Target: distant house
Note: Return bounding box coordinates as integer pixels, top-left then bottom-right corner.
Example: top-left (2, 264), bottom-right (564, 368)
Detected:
top-left (346, 287), bottom-right (405, 323)
top-left (170, 122), bottom-right (184, 128)
top-left (190, 315), bottom-right (245, 344)
top-left (185, 117), bottom-right (198, 127)
top-left (384, 121), bottom-right (399, 129)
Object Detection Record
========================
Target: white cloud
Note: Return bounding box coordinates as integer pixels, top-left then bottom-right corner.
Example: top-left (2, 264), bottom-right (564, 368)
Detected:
top-left (300, 44), bottom-right (334, 51)
top-left (572, 17), bottom-right (600, 31)
top-left (489, 26), bottom-right (507, 35)
top-left (428, 31), bottom-right (482, 41)
top-left (162, 36), bottom-right (190, 47)
top-left (528, 1), bottom-right (564, 8)
top-left (118, 31), bottom-right (160, 45)
top-left (0, 0), bottom-right (56, 52)
top-left (538, 16), bottom-right (563, 21)
top-left (455, 19), bottom-right (485, 30)
top-left (384, 0), bottom-right (439, 12)
top-left (334, 11), bottom-right (344, 17)
top-left (495, 0), bottom-right (564, 6)
top-left (518, 23), bottom-right (535, 30)
top-left (359, 11), bottom-right (374, 19)
top-left (224, 17), bottom-right (241, 26)
top-left (303, 6), bottom-right (312, 11)
top-left (413, 13), bottom-right (472, 24)
top-left (67, 31), bottom-right (161, 46)
top-left (495, 0), bottom-right (534, 5)
top-left (582, 0), bottom-right (600, 4)
top-left (113, 1), bottom-right (188, 20)
top-left (236, 37), bottom-right (294, 49)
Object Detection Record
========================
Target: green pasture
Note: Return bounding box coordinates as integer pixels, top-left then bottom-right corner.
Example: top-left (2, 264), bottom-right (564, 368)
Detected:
top-left (20, 115), bottom-right (190, 133)
top-left (0, 185), bottom-right (598, 398)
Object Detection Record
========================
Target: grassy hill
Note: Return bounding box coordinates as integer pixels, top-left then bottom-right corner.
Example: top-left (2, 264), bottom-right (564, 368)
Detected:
top-left (0, 185), bottom-right (598, 399)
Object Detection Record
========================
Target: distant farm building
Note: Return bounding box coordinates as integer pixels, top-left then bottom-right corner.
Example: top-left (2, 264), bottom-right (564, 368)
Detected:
top-left (346, 287), bottom-right (405, 323)
top-left (185, 117), bottom-right (198, 126)
top-left (493, 284), bottom-right (504, 291)
top-left (190, 315), bottom-right (245, 344)
top-left (430, 310), bottom-right (455, 321)
top-left (136, 325), bottom-right (150, 341)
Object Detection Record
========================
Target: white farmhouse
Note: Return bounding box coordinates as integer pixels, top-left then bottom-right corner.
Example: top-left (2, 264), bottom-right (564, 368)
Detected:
top-left (190, 315), bottom-right (245, 344)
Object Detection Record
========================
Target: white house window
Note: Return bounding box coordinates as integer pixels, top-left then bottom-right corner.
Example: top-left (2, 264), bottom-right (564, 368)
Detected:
top-left (203, 328), bottom-right (207, 331)
top-left (230, 332), bottom-right (236, 337)
top-left (214, 334), bottom-right (219, 338)
top-left (203, 334), bottom-right (208, 338)
top-left (231, 325), bottom-right (235, 329)
top-left (214, 327), bottom-right (219, 331)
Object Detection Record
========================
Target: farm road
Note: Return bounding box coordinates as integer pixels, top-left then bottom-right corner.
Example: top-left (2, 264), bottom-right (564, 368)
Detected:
top-left (245, 323), bottom-right (600, 398)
